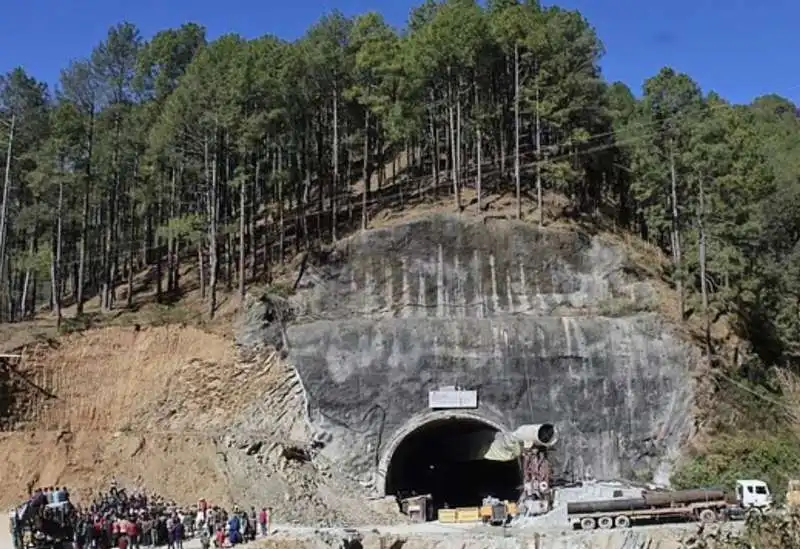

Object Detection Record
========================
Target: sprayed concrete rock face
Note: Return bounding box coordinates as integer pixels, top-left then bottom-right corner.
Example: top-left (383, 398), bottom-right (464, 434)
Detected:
top-left (240, 215), bottom-right (696, 492)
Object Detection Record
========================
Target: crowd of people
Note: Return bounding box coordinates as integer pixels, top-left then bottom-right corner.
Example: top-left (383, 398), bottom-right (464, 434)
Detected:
top-left (10, 482), bottom-right (273, 549)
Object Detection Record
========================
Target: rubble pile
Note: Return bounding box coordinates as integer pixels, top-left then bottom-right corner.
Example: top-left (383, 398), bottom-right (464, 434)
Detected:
top-left (709, 512), bottom-right (800, 549)
top-left (673, 513), bottom-right (800, 549)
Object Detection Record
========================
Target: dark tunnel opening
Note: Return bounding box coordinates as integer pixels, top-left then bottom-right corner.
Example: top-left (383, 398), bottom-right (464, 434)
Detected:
top-left (385, 418), bottom-right (522, 517)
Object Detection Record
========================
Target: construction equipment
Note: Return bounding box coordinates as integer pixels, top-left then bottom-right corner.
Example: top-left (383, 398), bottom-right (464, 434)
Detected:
top-left (479, 497), bottom-right (518, 525)
top-left (566, 479), bottom-right (772, 530)
top-left (400, 494), bottom-right (432, 522)
top-left (398, 425), bottom-right (773, 531)
top-left (435, 499), bottom-right (518, 525)
top-left (13, 496), bottom-right (76, 549)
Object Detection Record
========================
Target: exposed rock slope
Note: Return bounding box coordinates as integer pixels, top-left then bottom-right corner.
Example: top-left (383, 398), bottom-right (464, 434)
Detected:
top-left (241, 214), bottom-right (697, 491)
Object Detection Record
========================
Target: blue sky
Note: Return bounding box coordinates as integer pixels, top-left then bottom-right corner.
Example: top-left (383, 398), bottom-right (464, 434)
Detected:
top-left (0, 0), bottom-right (797, 105)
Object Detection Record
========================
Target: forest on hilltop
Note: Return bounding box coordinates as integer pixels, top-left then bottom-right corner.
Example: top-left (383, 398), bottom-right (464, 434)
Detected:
top-left (2, 0), bottom-right (800, 380)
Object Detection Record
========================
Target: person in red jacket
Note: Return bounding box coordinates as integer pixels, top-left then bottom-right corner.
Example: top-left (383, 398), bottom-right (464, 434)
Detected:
top-left (258, 509), bottom-right (267, 537)
top-left (214, 526), bottom-right (225, 548)
top-left (125, 516), bottom-right (139, 549)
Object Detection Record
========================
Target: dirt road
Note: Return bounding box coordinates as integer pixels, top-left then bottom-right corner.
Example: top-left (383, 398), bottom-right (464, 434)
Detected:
top-left (0, 520), bottom-right (744, 549)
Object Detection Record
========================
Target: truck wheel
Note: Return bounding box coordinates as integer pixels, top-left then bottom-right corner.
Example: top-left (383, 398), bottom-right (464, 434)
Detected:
top-left (597, 516), bottom-right (614, 529)
top-left (580, 517), bottom-right (597, 530)
top-left (698, 509), bottom-right (717, 524)
top-left (614, 515), bottom-right (631, 529)
top-left (746, 508), bottom-right (763, 521)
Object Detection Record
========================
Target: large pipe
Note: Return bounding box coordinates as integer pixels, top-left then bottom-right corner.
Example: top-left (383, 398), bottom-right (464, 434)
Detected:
top-left (566, 489), bottom-right (728, 516)
top-left (439, 423), bottom-right (559, 462)
top-left (643, 489), bottom-right (726, 506)
top-left (567, 498), bottom-right (648, 515)
top-left (512, 423), bottom-right (558, 448)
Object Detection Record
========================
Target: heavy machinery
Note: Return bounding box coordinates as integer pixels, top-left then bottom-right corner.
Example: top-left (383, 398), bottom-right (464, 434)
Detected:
top-left (499, 425), bottom-right (774, 530)
top-left (434, 498), bottom-right (519, 525)
top-left (565, 479), bottom-right (772, 530)
top-left (419, 423), bottom-right (557, 526)
top-left (13, 496), bottom-right (75, 549)
top-left (409, 422), bottom-right (773, 531)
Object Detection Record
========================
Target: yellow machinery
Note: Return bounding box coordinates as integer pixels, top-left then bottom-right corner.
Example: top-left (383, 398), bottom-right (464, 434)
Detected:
top-left (480, 501), bottom-right (518, 525)
top-left (436, 501), bottom-right (518, 525)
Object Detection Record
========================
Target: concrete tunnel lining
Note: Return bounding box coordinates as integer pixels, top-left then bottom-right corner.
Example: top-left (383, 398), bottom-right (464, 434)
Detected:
top-left (378, 411), bottom-right (523, 512)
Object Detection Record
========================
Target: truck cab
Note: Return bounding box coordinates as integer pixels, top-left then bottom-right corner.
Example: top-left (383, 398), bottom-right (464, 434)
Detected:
top-left (736, 480), bottom-right (772, 510)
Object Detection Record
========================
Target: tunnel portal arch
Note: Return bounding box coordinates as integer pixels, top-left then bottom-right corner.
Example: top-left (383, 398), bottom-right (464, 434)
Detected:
top-left (378, 411), bottom-right (522, 512)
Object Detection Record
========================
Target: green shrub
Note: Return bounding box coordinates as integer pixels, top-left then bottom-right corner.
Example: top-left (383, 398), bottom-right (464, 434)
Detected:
top-left (671, 434), bottom-right (800, 501)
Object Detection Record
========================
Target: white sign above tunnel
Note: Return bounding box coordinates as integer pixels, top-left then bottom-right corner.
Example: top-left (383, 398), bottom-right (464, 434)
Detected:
top-left (428, 389), bottom-right (478, 409)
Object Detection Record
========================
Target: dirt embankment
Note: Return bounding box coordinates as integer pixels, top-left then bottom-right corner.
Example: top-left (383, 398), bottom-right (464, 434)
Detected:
top-left (0, 325), bottom-right (252, 506)
top-left (0, 325), bottom-right (300, 502)
top-left (0, 324), bottom-right (405, 527)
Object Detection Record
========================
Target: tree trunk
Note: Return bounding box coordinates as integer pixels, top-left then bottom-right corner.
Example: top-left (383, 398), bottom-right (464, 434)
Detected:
top-left (207, 135), bottom-right (219, 320)
top-left (101, 115), bottom-right (122, 311)
top-left (669, 148), bottom-right (684, 318)
top-left (475, 83), bottom-right (482, 211)
top-left (0, 115), bottom-right (15, 300)
top-left (332, 87), bottom-right (339, 242)
top-left (447, 71), bottom-right (462, 210)
top-left (250, 154), bottom-right (259, 280)
top-left (361, 110), bottom-right (370, 231)
top-left (456, 77), bottom-right (463, 201)
top-left (52, 176), bottom-right (64, 330)
top-left (534, 69), bottom-right (543, 227)
top-left (238, 164), bottom-right (246, 302)
top-left (198, 245), bottom-right (206, 299)
top-left (20, 233), bottom-right (34, 319)
top-left (514, 43), bottom-right (521, 220)
top-left (76, 111), bottom-right (94, 316)
top-left (126, 162), bottom-right (138, 309)
top-left (20, 269), bottom-right (30, 320)
top-left (698, 176), bottom-right (710, 357)
top-left (277, 146), bottom-right (285, 265)
top-left (167, 234), bottom-right (176, 293)
top-left (429, 103), bottom-right (439, 193)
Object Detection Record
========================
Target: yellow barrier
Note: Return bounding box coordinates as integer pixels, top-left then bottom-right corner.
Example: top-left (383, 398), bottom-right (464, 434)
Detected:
top-left (438, 509), bottom-right (457, 523)
top-left (455, 507), bottom-right (481, 522)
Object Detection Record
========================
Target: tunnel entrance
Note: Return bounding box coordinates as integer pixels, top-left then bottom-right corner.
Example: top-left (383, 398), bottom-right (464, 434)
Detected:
top-left (384, 418), bottom-right (522, 516)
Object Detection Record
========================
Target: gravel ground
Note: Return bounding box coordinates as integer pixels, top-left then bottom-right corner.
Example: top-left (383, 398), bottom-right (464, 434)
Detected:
top-left (0, 516), bottom-right (744, 549)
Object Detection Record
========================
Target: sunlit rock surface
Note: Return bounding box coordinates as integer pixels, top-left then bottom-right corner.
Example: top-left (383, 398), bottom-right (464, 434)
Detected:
top-left (240, 214), bottom-right (696, 491)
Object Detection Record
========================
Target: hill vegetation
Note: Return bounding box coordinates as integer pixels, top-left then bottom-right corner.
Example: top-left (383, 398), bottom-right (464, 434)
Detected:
top-left (3, 0), bottom-right (800, 494)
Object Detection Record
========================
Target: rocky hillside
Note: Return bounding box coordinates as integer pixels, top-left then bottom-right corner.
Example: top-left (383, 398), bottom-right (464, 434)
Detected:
top-left (0, 192), bottom-right (752, 529)
top-left (236, 211), bottom-right (699, 492)
top-left (0, 205), bottom-right (707, 522)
